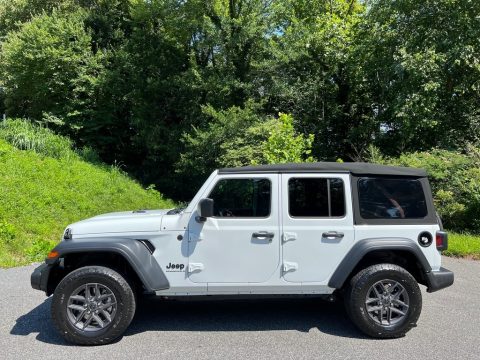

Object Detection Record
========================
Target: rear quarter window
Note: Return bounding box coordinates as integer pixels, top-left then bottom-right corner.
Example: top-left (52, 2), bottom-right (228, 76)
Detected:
top-left (358, 178), bottom-right (427, 219)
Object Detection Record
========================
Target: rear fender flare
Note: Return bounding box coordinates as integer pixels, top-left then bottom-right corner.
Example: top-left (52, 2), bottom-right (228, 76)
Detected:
top-left (328, 238), bottom-right (432, 289)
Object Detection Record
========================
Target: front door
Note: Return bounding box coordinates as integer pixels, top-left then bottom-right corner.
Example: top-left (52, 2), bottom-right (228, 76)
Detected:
top-left (188, 174), bottom-right (280, 283)
top-left (281, 173), bottom-right (354, 283)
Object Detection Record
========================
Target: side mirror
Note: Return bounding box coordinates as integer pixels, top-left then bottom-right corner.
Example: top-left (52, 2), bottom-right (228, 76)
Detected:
top-left (196, 198), bottom-right (214, 222)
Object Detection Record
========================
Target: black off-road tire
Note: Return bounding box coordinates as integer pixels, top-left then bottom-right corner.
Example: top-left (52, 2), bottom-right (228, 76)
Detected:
top-left (344, 263), bottom-right (422, 339)
top-left (51, 266), bottom-right (136, 345)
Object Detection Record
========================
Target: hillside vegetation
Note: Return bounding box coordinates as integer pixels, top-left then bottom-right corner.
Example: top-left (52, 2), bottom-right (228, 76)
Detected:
top-left (0, 120), bottom-right (174, 267)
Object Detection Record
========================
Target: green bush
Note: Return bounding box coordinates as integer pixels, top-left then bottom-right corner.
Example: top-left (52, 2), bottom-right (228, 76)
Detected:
top-left (0, 118), bottom-right (103, 163)
top-left (262, 113), bottom-right (316, 165)
top-left (0, 118), bottom-right (74, 159)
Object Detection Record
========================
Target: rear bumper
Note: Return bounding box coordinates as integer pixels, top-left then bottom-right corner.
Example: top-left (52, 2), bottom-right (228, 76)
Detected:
top-left (426, 267), bottom-right (454, 293)
top-left (31, 263), bottom-right (52, 294)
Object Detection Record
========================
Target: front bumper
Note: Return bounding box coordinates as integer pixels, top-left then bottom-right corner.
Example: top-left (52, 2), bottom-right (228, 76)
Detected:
top-left (426, 267), bottom-right (454, 293)
top-left (31, 262), bottom-right (52, 294)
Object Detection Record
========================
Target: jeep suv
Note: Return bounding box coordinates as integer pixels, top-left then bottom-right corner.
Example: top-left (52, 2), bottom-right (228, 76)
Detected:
top-left (31, 162), bottom-right (454, 345)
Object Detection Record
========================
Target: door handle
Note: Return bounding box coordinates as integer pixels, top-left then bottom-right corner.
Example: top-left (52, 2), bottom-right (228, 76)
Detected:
top-left (322, 231), bottom-right (344, 239)
top-left (252, 231), bottom-right (274, 242)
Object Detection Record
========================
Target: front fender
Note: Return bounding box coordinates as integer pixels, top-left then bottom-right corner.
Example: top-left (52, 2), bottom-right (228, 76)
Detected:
top-left (48, 238), bottom-right (169, 292)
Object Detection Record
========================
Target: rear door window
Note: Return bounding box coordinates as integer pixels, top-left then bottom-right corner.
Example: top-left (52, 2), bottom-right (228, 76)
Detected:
top-left (288, 178), bottom-right (345, 217)
top-left (358, 178), bottom-right (427, 219)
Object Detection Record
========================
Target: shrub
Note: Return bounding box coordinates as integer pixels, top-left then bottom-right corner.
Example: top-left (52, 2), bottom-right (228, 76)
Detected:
top-left (262, 113), bottom-right (316, 164)
top-left (0, 118), bottom-right (101, 162)
top-left (0, 118), bottom-right (74, 159)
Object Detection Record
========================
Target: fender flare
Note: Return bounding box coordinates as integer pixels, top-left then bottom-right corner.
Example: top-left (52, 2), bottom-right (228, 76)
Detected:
top-left (328, 238), bottom-right (432, 289)
top-left (49, 238), bottom-right (169, 292)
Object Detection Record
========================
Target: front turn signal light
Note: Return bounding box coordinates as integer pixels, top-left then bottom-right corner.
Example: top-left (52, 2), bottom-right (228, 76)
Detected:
top-left (47, 250), bottom-right (60, 259)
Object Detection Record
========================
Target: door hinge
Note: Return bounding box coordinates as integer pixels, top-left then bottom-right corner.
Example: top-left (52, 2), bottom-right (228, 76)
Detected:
top-left (283, 262), bottom-right (298, 273)
top-left (282, 232), bottom-right (297, 243)
top-left (188, 263), bottom-right (204, 273)
top-left (189, 232), bottom-right (204, 242)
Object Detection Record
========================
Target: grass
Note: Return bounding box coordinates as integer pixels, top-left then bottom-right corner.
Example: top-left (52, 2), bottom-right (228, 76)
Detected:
top-left (444, 232), bottom-right (480, 260)
top-left (0, 120), bottom-right (174, 267)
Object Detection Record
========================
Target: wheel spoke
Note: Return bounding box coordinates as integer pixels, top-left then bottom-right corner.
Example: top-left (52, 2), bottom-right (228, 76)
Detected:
top-left (379, 307), bottom-right (385, 323)
top-left (372, 285), bottom-right (382, 298)
top-left (68, 304), bottom-right (85, 312)
top-left (98, 301), bottom-right (116, 311)
top-left (393, 287), bottom-right (405, 300)
top-left (74, 310), bottom-right (87, 324)
top-left (98, 293), bottom-right (113, 300)
top-left (392, 298), bottom-right (409, 309)
top-left (83, 314), bottom-right (94, 329)
top-left (101, 310), bottom-right (112, 322)
top-left (388, 283), bottom-right (398, 295)
top-left (390, 307), bottom-right (406, 316)
top-left (69, 295), bottom-right (85, 302)
top-left (387, 307), bottom-right (392, 324)
top-left (366, 297), bottom-right (378, 305)
top-left (367, 305), bottom-right (383, 313)
top-left (92, 314), bottom-right (104, 328)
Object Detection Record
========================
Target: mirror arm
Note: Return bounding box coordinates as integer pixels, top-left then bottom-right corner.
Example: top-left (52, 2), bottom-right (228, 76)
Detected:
top-left (195, 215), bottom-right (207, 223)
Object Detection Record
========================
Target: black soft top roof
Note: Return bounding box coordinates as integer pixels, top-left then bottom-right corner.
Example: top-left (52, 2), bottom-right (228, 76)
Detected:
top-left (218, 162), bottom-right (427, 177)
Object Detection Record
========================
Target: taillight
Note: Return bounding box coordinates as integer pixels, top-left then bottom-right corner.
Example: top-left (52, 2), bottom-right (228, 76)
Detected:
top-left (436, 231), bottom-right (448, 251)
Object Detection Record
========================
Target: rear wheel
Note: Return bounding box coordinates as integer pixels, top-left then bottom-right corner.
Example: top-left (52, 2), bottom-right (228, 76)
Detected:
top-left (344, 263), bottom-right (422, 338)
top-left (52, 266), bottom-right (136, 345)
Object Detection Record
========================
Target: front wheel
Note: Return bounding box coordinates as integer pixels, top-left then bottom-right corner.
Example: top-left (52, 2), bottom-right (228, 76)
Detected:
top-left (51, 266), bottom-right (136, 345)
top-left (344, 263), bottom-right (422, 338)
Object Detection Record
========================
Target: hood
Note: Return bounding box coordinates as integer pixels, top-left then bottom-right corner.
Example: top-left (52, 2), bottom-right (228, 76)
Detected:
top-left (69, 209), bottom-right (172, 236)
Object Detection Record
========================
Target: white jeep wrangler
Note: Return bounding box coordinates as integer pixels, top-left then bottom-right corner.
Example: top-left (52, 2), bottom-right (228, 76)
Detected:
top-left (31, 162), bottom-right (454, 345)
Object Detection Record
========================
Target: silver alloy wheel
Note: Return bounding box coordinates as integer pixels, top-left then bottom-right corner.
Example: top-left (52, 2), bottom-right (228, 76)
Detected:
top-left (365, 279), bottom-right (410, 326)
top-left (66, 283), bottom-right (117, 332)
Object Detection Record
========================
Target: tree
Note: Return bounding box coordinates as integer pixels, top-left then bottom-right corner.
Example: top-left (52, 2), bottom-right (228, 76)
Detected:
top-left (176, 101), bottom-right (268, 195)
top-left (353, 0), bottom-right (480, 154)
top-left (0, 10), bottom-right (104, 133)
top-left (259, 0), bottom-right (365, 160)
top-left (177, 101), bottom-right (315, 198)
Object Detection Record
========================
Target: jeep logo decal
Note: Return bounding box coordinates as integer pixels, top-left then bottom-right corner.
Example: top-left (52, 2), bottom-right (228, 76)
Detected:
top-left (165, 262), bottom-right (185, 272)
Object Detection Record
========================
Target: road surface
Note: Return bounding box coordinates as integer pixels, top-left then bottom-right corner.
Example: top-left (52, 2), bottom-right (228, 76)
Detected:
top-left (1, 256), bottom-right (478, 360)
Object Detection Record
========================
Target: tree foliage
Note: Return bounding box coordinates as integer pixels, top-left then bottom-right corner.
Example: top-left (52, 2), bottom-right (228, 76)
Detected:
top-left (0, 9), bottom-right (104, 131)
top-left (262, 113), bottom-right (316, 164)
top-left (1, 0), bottom-right (480, 202)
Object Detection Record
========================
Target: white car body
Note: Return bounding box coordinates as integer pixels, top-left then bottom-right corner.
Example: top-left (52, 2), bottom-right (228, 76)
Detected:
top-left (65, 168), bottom-right (443, 296)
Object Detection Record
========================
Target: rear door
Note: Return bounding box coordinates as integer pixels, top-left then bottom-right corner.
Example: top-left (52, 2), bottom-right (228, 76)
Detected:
top-left (281, 173), bottom-right (354, 283)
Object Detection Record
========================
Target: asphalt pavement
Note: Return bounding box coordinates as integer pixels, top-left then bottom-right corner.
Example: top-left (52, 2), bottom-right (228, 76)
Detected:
top-left (1, 256), bottom-right (479, 360)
